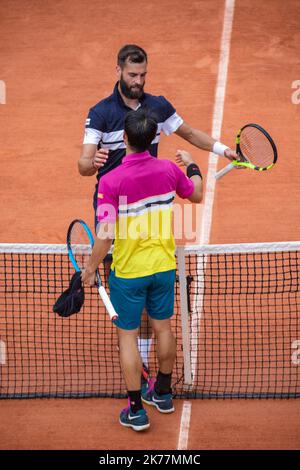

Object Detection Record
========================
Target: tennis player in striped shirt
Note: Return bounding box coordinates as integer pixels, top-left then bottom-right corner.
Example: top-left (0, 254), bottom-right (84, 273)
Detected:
top-left (79, 44), bottom-right (237, 384)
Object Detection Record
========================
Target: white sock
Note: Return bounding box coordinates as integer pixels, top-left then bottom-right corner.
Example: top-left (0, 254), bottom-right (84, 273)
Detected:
top-left (137, 338), bottom-right (153, 367)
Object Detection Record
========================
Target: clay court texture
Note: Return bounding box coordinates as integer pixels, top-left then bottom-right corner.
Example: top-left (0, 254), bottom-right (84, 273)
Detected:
top-left (0, 0), bottom-right (300, 450)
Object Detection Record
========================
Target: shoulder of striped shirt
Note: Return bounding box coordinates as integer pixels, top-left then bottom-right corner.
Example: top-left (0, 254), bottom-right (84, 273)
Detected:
top-left (90, 93), bottom-right (115, 111)
top-left (84, 98), bottom-right (183, 146)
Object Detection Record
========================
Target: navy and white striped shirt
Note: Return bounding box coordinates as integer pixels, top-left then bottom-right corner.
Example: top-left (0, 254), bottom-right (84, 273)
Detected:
top-left (83, 82), bottom-right (183, 181)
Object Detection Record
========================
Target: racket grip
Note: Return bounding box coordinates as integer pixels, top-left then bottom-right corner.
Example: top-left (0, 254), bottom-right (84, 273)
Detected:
top-left (215, 162), bottom-right (235, 180)
top-left (98, 285), bottom-right (118, 321)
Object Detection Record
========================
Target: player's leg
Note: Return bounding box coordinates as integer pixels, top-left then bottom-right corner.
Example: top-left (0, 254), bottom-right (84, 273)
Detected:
top-left (103, 250), bottom-right (153, 385)
top-left (142, 270), bottom-right (176, 413)
top-left (142, 317), bottom-right (176, 413)
top-left (117, 328), bottom-right (141, 389)
top-left (139, 308), bottom-right (153, 390)
top-left (151, 318), bottom-right (176, 380)
top-left (117, 327), bottom-right (150, 431)
top-left (109, 270), bottom-right (150, 431)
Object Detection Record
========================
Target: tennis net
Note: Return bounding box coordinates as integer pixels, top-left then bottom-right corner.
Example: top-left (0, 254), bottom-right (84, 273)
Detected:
top-left (0, 242), bottom-right (299, 398)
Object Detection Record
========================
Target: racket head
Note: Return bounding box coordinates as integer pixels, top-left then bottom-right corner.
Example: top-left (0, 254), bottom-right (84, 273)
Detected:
top-left (67, 219), bottom-right (94, 272)
top-left (66, 219), bottom-right (117, 321)
top-left (235, 123), bottom-right (278, 171)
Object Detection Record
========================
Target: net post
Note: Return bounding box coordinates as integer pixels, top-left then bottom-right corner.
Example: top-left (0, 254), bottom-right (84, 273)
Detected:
top-left (177, 246), bottom-right (192, 386)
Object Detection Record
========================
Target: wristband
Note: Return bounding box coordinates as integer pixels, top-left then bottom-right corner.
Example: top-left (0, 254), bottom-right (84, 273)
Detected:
top-left (186, 163), bottom-right (202, 179)
top-left (212, 141), bottom-right (229, 156)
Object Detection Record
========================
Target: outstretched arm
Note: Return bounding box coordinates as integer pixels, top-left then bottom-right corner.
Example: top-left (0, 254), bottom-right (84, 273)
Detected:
top-left (78, 144), bottom-right (109, 176)
top-left (175, 150), bottom-right (203, 203)
top-left (175, 121), bottom-right (238, 161)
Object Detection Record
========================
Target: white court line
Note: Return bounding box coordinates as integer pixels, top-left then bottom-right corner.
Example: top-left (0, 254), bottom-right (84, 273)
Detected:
top-left (177, 401), bottom-right (192, 450)
top-left (0, 340), bottom-right (6, 364)
top-left (200, 0), bottom-right (236, 246)
top-left (191, 0), bottom-right (236, 383)
top-left (178, 0), bottom-right (236, 450)
top-left (0, 80), bottom-right (6, 104)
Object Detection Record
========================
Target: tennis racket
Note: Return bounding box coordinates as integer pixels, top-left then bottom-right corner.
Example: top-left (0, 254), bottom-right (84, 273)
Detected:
top-left (67, 219), bottom-right (118, 321)
top-left (215, 124), bottom-right (278, 180)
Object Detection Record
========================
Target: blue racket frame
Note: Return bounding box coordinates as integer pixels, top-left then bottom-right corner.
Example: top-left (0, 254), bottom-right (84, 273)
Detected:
top-left (66, 219), bottom-right (118, 321)
top-left (67, 219), bottom-right (94, 273)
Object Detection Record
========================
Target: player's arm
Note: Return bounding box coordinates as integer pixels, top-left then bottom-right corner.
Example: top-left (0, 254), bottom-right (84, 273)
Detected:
top-left (83, 176), bottom-right (118, 286)
top-left (187, 173), bottom-right (203, 203)
top-left (78, 143), bottom-right (97, 176)
top-left (88, 223), bottom-right (115, 269)
top-left (78, 144), bottom-right (109, 176)
top-left (78, 109), bottom-right (109, 176)
top-left (82, 223), bottom-right (115, 285)
top-left (175, 121), bottom-right (238, 161)
top-left (175, 150), bottom-right (203, 203)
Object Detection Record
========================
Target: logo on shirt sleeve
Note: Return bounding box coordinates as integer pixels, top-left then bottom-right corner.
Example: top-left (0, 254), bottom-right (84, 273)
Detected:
top-left (98, 193), bottom-right (104, 199)
top-left (85, 118), bottom-right (91, 127)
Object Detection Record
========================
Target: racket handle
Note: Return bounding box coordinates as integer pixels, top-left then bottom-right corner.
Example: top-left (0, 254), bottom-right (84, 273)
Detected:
top-left (98, 285), bottom-right (118, 321)
top-left (215, 162), bottom-right (235, 180)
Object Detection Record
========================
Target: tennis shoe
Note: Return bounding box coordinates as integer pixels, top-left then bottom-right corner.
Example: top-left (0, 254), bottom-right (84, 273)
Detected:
top-left (119, 403), bottom-right (150, 431)
top-left (141, 379), bottom-right (174, 413)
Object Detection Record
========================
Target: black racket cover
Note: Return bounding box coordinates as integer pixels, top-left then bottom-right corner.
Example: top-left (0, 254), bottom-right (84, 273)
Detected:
top-left (53, 271), bottom-right (84, 317)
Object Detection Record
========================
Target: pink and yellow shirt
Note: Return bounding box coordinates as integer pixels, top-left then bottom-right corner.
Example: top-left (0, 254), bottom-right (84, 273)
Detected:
top-left (97, 151), bottom-right (194, 278)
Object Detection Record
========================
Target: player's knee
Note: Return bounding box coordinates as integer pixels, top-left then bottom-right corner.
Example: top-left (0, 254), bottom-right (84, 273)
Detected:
top-left (150, 317), bottom-right (172, 334)
top-left (117, 328), bottom-right (139, 348)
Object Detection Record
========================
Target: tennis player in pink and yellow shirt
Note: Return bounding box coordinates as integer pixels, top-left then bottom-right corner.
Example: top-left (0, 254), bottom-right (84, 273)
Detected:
top-left (82, 108), bottom-right (203, 431)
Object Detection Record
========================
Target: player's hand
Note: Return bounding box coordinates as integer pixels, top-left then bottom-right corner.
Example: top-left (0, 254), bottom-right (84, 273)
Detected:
top-left (81, 268), bottom-right (97, 287)
top-left (224, 148), bottom-right (239, 161)
top-left (175, 150), bottom-right (195, 167)
top-left (224, 148), bottom-right (246, 169)
top-left (92, 148), bottom-right (109, 169)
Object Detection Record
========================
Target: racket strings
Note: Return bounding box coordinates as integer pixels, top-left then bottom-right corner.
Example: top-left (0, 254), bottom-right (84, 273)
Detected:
top-left (239, 127), bottom-right (275, 168)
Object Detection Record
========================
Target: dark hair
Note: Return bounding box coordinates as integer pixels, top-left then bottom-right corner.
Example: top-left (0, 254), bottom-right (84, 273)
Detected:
top-left (124, 108), bottom-right (158, 153)
top-left (117, 44), bottom-right (147, 69)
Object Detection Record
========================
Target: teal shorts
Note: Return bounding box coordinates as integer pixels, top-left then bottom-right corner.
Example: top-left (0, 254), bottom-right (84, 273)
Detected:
top-left (109, 269), bottom-right (176, 330)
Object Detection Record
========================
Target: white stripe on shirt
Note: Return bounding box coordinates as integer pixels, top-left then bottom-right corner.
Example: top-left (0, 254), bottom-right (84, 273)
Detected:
top-left (161, 112), bottom-right (183, 135)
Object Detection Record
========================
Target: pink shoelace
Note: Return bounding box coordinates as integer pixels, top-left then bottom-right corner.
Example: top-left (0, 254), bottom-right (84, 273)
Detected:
top-left (122, 397), bottom-right (131, 413)
top-left (146, 378), bottom-right (156, 395)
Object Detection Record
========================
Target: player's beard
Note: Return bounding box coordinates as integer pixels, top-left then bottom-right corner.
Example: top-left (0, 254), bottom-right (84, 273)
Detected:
top-left (120, 75), bottom-right (144, 99)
